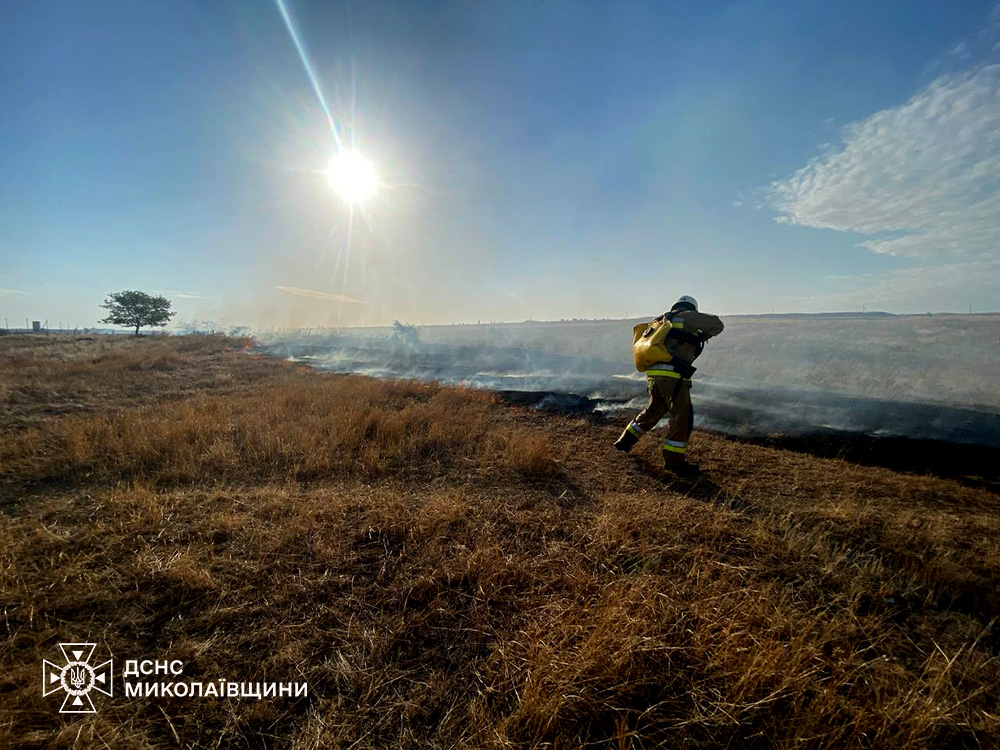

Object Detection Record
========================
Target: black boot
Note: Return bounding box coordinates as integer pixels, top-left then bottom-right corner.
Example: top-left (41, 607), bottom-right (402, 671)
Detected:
top-left (613, 426), bottom-right (640, 453)
top-left (663, 454), bottom-right (700, 475)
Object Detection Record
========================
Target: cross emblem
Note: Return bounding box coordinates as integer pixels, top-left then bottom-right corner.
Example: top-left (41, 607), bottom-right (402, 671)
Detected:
top-left (42, 643), bottom-right (113, 713)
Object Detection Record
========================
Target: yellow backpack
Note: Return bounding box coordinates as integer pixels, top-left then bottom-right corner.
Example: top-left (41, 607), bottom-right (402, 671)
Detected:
top-left (632, 318), bottom-right (673, 372)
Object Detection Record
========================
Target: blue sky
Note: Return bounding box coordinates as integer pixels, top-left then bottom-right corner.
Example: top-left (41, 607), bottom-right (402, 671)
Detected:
top-left (2, 1), bottom-right (999, 329)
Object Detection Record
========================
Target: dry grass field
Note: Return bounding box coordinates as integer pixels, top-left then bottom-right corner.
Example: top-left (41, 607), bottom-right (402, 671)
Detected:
top-left (1, 334), bottom-right (998, 749)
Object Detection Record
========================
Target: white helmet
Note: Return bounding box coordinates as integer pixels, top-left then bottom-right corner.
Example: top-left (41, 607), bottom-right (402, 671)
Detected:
top-left (674, 295), bottom-right (698, 312)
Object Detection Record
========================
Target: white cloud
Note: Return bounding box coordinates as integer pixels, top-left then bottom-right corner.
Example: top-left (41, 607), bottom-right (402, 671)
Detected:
top-left (160, 289), bottom-right (211, 300)
top-left (0, 288), bottom-right (31, 296)
top-left (769, 64), bottom-right (1000, 259)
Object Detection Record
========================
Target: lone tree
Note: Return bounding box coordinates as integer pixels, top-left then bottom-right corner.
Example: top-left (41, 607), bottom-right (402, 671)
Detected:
top-left (100, 290), bottom-right (175, 336)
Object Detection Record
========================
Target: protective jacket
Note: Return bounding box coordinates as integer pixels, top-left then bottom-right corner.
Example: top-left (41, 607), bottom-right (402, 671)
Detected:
top-left (653, 310), bottom-right (725, 368)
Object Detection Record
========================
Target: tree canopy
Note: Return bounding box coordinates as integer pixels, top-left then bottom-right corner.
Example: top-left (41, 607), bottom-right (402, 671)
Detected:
top-left (100, 290), bottom-right (175, 336)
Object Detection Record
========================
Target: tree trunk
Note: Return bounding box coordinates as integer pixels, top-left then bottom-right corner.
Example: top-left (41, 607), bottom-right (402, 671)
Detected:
top-left (134, 324), bottom-right (141, 336)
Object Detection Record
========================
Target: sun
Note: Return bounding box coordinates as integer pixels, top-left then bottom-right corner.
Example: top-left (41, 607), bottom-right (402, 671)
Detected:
top-left (325, 150), bottom-right (377, 205)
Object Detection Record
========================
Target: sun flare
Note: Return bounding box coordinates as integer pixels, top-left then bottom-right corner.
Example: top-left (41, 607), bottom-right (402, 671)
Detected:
top-left (325, 150), bottom-right (377, 205)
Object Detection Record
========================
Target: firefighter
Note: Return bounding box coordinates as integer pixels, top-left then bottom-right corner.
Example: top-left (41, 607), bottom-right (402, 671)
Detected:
top-left (613, 295), bottom-right (724, 473)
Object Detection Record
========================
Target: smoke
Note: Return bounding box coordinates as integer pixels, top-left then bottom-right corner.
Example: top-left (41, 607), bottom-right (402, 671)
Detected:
top-left (257, 314), bottom-right (1000, 449)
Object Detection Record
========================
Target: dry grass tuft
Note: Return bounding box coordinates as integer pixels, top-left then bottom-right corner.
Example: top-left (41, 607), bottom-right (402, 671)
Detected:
top-left (0, 376), bottom-right (556, 488)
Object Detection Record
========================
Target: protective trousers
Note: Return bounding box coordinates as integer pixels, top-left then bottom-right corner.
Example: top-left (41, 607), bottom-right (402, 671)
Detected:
top-left (624, 376), bottom-right (693, 464)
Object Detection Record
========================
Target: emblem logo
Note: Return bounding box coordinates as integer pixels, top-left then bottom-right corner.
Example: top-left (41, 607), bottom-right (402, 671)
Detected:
top-left (42, 643), bottom-right (113, 713)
